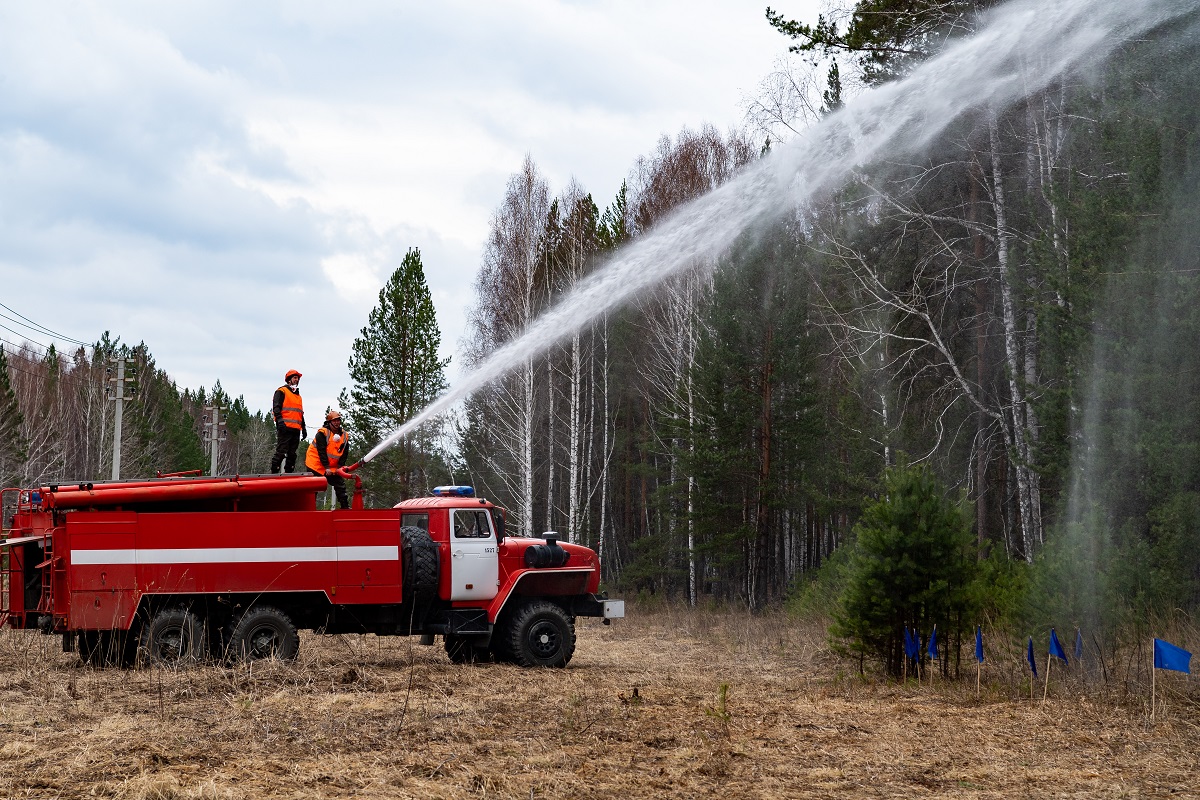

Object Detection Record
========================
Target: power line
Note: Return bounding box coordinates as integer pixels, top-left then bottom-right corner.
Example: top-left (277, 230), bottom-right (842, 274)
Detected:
top-left (0, 301), bottom-right (90, 347)
top-left (0, 323), bottom-right (51, 352)
top-left (0, 333), bottom-right (88, 359)
top-left (0, 311), bottom-right (67, 345)
top-left (0, 337), bottom-right (38, 355)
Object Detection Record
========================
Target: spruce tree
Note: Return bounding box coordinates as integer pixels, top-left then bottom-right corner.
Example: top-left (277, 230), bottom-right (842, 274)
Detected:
top-left (598, 181), bottom-right (630, 251)
top-left (832, 462), bottom-right (977, 677)
top-left (341, 247), bottom-right (450, 504)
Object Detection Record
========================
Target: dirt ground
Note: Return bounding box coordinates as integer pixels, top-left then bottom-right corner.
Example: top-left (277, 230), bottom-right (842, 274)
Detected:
top-left (1, 607), bottom-right (1198, 799)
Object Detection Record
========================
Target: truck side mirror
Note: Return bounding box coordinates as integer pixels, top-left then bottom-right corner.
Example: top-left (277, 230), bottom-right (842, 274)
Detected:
top-left (492, 509), bottom-right (505, 542)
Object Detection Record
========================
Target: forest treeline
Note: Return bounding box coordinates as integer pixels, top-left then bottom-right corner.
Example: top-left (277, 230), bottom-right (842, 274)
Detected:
top-left (459, 0), bottom-right (1200, 627)
top-left (0, 332), bottom-right (276, 489)
top-left (3, 2), bottom-right (1199, 630)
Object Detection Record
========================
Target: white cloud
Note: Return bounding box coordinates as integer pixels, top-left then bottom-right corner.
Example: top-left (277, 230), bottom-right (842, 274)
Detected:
top-left (0, 0), bottom-right (821, 440)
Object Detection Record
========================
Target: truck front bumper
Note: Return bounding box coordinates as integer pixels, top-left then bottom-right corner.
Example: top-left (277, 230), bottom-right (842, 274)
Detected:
top-left (571, 594), bottom-right (625, 619)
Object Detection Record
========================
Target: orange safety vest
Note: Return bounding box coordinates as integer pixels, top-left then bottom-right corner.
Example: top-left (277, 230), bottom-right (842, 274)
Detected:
top-left (275, 385), bottom-right (304, 430)
top-left (305, 427), bottom-right (347, 472)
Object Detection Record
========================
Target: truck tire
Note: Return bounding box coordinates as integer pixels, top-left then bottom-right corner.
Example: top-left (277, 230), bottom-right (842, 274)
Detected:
top-left (227, 606), bottom-right (299, 662)
top-left (401, 526), bottom-right (440, 605)
top-left (78, 630), bottom-right (106, 666)
top-left (78, 630), bottom-right (136, 668)
top-left (110, 630), bottom-right (139, 668)
top-left (140, 609), bottom-right (206, 666)
top-left (502, 600), bottom-right (576, 668)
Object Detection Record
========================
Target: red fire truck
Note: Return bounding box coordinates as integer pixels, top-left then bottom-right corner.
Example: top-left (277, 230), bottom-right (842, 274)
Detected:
top-left (0, 473), bottom-right (622, 668)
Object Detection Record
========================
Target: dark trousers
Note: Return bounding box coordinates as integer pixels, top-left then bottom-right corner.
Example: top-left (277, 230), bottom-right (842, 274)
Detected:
top-left (309, 468), bottom-right (349, 509)
top-left (270, 427), bottom-right (301, 473)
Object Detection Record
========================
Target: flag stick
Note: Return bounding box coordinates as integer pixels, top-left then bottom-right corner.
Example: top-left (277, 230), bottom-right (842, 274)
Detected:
top-left (976, 660), bottom-right (981, 699)
top-left (1042, 653), bottom-right (1052, 704)
top-left (1151, 638), bottom-right (1156, 723)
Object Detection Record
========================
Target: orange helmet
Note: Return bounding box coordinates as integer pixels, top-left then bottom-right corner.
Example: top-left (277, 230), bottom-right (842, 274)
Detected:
top-left (285, 369), bottom-right (302, 381)
top-left (326, 409), bottom-right (342, 423)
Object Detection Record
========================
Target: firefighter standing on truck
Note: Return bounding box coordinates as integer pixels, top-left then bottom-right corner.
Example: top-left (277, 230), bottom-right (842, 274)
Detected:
top-left (270, 369), bottom-right (307, 473)
top-left (307, 409), bottom-right (350, 509)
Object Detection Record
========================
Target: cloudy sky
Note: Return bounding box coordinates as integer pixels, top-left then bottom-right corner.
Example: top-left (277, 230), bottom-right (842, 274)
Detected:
top-left (0, 1), bottom-right (820, 421)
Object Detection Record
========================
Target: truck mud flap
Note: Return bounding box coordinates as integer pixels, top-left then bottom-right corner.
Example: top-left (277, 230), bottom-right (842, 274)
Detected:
top-left (422, 608), bottom-right (490, 638)
top-left (447, 608), bottom-right (490, 636)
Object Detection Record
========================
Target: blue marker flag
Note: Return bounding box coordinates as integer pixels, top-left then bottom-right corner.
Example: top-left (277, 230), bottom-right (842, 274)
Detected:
top-left (975, 625), bottom-right (984, 664)
top-left (1075, 628), bottom-right (1084, 662)
top-left (927, 626), bottom-right (938, 660)
top-left (1049, 628), bottom-right (1069, 665)
top-left (903, 627), bottom-right (918, 660)
top-left (1026, 637), bottom-right (1038, 677)
top-left (1153, 638), bottom-right (1192, 674)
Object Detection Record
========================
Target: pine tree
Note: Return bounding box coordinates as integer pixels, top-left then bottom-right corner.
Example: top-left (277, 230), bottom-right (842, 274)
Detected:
top-left (686, 225), bottom-right (821, 609)
top-left (765, 1), bottom-right (986, 85)
top-left (831, 462), bottom-right (977, 676)
top-left (341, 247), bottom-right (450, 504)
top-left (128, 346), bottom-right (206, 476)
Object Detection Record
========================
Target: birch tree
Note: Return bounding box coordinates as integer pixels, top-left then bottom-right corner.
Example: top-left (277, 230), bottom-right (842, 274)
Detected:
top-left (464, 155), bottom-right (550, 534)
top-left (767, 0), bottom-right (1049, 559)
top-left (546, 182), bottom-right (601, 543)
top-left (628, 124), bottom-right (756, 603)
top-left (0, 346), bottom-right (27, 491)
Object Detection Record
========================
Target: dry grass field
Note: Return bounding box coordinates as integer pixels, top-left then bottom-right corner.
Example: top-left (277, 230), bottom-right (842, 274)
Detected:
top-left (1, 606), bottom-right (1198, 799)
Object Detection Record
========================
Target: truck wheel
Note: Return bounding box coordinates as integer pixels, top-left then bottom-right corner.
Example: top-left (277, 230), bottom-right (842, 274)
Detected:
top-left (402, 526), bottom-right (440, 605)
top-left (78, 631), bottom-right (106, 666)
top-left (110, 629), bottom-right (139, 668)
top-left (140, 609), bottom-right (206, 666)
top-left (488, 636), bottom-right (515, 664)
top-left (503, 600), bottom-right (576, 668)
top-left (227, 606), bottom-right (299, 662)
top-left (444, 635), bottom-right (490, 664)
top-left (81, 629), bottom-right (138, 668)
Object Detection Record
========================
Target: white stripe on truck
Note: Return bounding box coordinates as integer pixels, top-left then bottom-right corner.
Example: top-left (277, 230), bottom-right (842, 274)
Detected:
top-left (71, 546), bottom-right (398, 565)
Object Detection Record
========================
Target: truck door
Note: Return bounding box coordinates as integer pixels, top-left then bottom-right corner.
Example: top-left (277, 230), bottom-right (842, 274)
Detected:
top-left (448, 508), bottom-right (498, 602)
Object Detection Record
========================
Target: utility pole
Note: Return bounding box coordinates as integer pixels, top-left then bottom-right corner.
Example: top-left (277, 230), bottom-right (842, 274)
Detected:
top-left (107, 357), bottom-right (136, 480)
top-left (203, 404), bottom-right (226, 476)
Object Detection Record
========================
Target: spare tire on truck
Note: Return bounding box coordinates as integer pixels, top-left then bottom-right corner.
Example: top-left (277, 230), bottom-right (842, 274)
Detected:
top-left (401, 525), bottom-right (440, 606)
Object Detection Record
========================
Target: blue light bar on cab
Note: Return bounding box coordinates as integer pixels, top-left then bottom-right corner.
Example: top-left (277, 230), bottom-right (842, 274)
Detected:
top-left (432, 485), bottom-right (475, 497)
